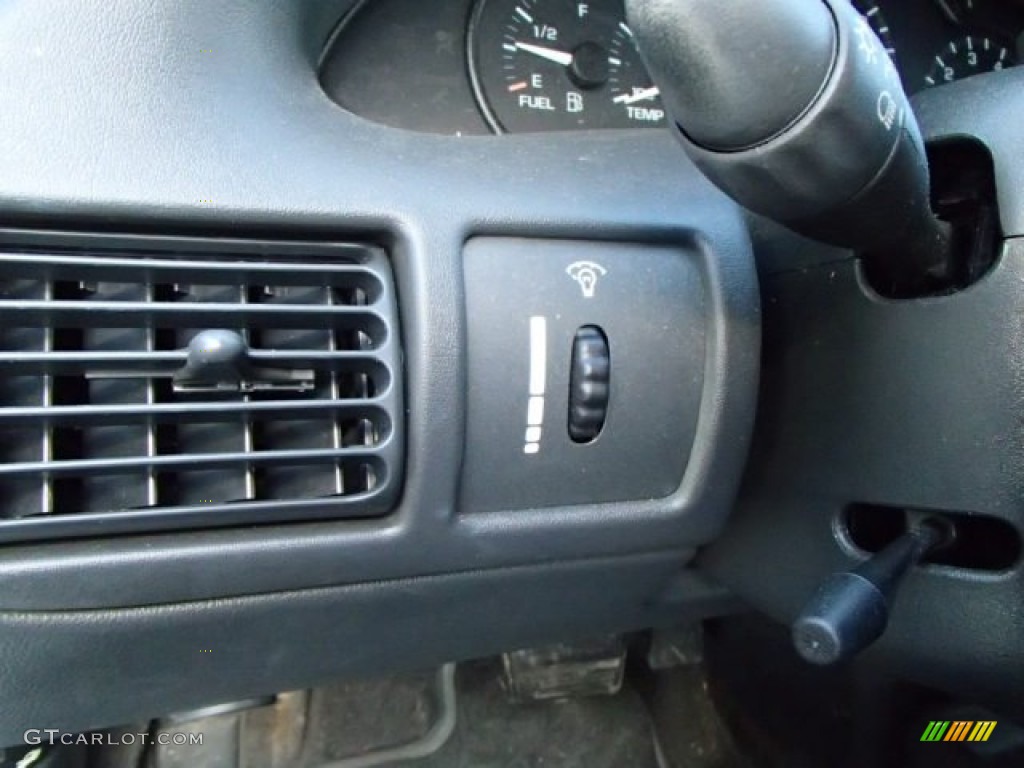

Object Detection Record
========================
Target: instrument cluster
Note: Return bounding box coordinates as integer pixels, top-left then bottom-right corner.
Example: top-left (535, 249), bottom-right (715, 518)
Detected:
top-left (320, 0), bottom-right (1024, 135)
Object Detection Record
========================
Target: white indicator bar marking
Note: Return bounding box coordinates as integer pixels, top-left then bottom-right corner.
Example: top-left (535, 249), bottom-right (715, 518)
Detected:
top-left (619, 21), bottom-right (632, 36)
top-left (527, 396), bottom-right (545, 427)
top-left (613, 86), bottom-right (661, 105)
top-left (529, 315), bottom-right (547, 396)
top-left (516, 7), bottom-right (533, 22)
top-left (524, 315), bottom-right (547, 454)
top-left (515, 41), bottom-right (574, 66)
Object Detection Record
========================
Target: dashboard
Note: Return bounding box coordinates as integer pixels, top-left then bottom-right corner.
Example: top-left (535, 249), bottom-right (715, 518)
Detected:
top-left (1, 0), bottom-right (1024, 746)
top-left (320, 0), bottom-right (1024, 134)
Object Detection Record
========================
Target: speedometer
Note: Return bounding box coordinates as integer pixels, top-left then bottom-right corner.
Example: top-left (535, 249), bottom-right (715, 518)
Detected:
top-left (468, 0), bottom-right (666, 133)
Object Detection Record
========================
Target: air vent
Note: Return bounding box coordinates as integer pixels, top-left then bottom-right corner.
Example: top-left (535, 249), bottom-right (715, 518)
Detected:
top-left (0, 232), bottom-right (402, 543)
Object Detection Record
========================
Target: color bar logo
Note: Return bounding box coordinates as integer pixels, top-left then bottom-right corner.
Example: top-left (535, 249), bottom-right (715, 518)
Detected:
top-left (920, 721), bottom-right (997, 742)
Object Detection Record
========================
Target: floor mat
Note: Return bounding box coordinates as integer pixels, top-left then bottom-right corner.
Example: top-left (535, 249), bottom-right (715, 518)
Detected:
top-left (391, 661), bottom-right (658, 768)
top-left (138, 659), bottom-right (660, 768)
top-left (295, 660), bottom-right (659, 768)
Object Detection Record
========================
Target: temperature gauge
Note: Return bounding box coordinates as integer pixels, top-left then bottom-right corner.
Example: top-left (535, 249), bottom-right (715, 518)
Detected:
top-left (608, 21), bottom-right (666, 126)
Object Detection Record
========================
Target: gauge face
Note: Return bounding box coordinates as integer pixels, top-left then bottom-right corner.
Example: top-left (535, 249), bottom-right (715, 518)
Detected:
top-left (924, 35), bottom-right (1016, 86)
top-left (469, 0), bottom-right (666, 133)
top-left (852, 2), bottom-right (898, 60)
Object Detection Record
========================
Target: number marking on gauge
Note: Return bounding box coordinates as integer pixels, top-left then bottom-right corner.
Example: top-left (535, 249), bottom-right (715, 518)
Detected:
top-left (923, 34), bottom-right (1017, 88)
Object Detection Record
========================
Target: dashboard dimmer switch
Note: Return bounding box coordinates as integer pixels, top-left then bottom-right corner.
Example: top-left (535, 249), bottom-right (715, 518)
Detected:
top-left (568, 326), bottom-right (610, 443)
top-left (461, 238), bottom-right (705, 512)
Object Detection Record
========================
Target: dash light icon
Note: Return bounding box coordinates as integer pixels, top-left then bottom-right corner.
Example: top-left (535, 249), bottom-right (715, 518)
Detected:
top-left (566, 260), bottom-right (607, 299)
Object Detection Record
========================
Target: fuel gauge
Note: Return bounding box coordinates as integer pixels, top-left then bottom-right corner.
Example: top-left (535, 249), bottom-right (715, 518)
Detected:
top-left (469, 0), bottom-right (666, 132)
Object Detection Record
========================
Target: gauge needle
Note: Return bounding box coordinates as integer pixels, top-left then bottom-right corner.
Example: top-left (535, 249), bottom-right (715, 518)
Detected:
top-left (613, 86), bottom-right (661, 105)
top-left (514, 41), bottom-right (574, 67)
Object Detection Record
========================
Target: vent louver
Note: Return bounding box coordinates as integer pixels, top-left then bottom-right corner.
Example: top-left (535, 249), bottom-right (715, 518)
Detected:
top-left (0, 233), bottom-right (402, 543)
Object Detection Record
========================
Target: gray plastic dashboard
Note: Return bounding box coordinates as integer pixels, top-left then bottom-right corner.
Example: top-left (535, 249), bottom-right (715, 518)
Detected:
top-left (0, 0), bottom-right (759, 741)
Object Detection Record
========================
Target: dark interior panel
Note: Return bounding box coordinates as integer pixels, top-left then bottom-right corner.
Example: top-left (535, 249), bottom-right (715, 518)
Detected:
top-left (913, 70), bottom-right (1024, 238)
top-left (320, 0), bottom-right (489, 135)
top-left (461, 238), bottom-right (707, 512)
top-left (0, 0), bottom-right (760, 737)
top-left (4, 0), bottom-right (1020, 748)
top-left (702, 238), bottom-right (1024, 714)
top-left (0, 552), bottom-right (727, 745)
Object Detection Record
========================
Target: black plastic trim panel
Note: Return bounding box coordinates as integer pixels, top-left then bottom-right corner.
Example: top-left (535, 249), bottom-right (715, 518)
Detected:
top-left (702, 239), bottom-right (1024, 716)
top-left (0, 552), bottom-right (733, 745)
top-left (0, 0), bottom-right (759, 612)
top-left (0, 0), bottom-right (759, 743)
top-left (913, 68), bottom-right (1024, 238)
